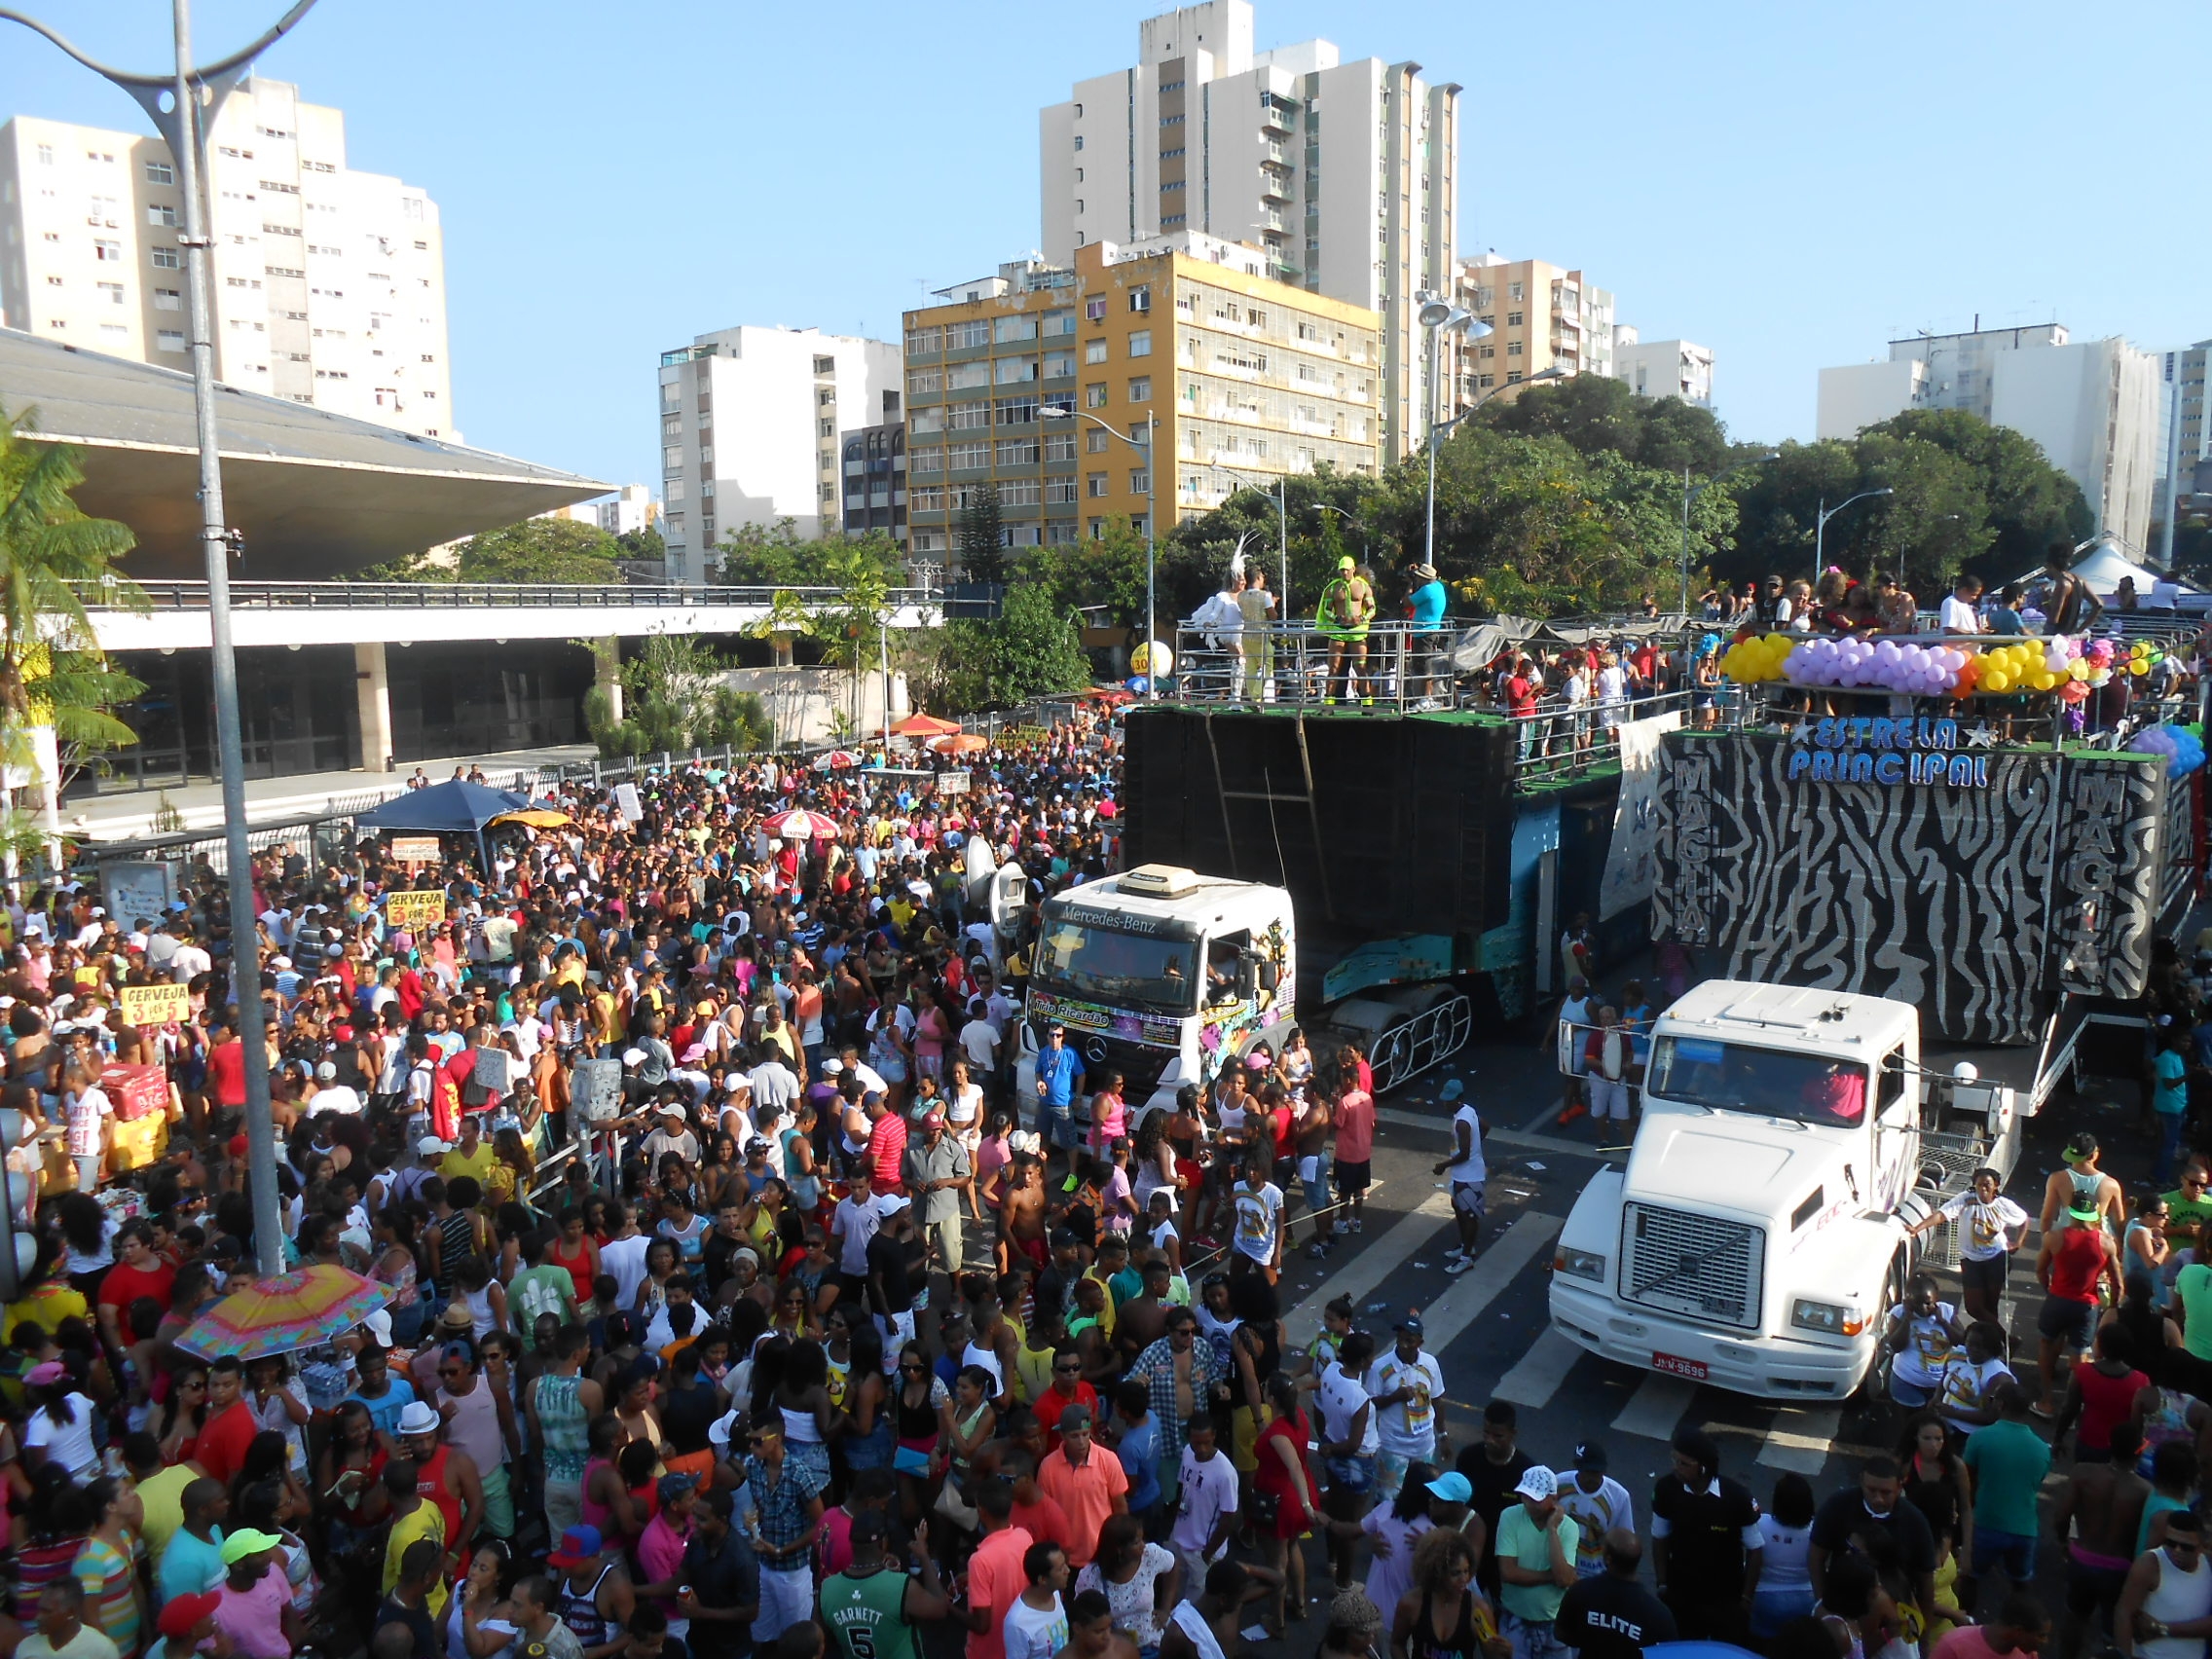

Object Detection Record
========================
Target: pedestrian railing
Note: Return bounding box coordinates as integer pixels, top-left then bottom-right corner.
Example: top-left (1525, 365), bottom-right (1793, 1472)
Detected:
top-left (1167, 619), bottom-right (1471, 715)
top-left (79, 579), bottom-right (941, 612)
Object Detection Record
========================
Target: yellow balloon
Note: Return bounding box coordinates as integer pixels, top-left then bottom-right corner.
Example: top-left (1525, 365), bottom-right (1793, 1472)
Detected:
top-left (1982, 671), bottom-right (2010, 692)
top-left (2130, 660), bottom-right (2149, 677)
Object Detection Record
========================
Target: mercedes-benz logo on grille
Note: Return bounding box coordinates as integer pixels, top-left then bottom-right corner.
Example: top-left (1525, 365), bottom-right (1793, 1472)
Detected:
top-left (1085, 1037), bottom-right (1109, 1063)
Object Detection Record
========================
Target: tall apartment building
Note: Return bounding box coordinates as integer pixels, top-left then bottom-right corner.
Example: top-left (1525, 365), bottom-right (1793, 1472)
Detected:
top-left (1446, 254), bottom-right (1616, 411)
top-left (1818, 324), bottom-right (2159, 554)
top-left (0, 79), bottom-right (455, 437)
top-left (655, 326), bottom-right (902, 581)
top-left (1039, 0), bottom-right (1455, 464)
top-left (1614, 331), bottom-right (1714, 408)
top-left (839, 424), bottom-right (907, 544)
top-left (902, 236), bottom-right (1379, 567)
top-left (545, 484), bottom-right (659, 537)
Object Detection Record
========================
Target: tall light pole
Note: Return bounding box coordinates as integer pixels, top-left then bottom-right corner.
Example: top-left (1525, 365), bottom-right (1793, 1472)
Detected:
top-left (1813, 488), bottom-right (1895, 587)
top-left (1209, 461), bottom-right (1288, 619)
top-left (1416, 294), bottom-right (1483, 575)
top-left (2, 0), bottom-right (318, 1278)
top-left (1680, 453), bottom-right (1779, 615)
top-left (1045, 407), bottom-right (1157, 694)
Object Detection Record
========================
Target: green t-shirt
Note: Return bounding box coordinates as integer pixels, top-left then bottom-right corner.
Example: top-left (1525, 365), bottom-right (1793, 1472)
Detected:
top-left (1496, 1503), bottom-right (1579, 1623)
top-left (507, 1264), bottom-right (576, 1347)
top-left (821, 1566), bottom-right (921, 1659)
top-left (2165, 1189), bottom-right (2212, 1247)
top-left (2157, 1050), bottom-right (2189, 1115)
top-left (2180, 1263), bottom-right (2212, 1363)
top-left (1963, 1419), bottom-right (2051, 1537)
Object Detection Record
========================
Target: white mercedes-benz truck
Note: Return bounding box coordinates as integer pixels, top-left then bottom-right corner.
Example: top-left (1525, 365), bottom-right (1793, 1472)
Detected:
top-left (1548, 980), bottom-right (2023, 1401)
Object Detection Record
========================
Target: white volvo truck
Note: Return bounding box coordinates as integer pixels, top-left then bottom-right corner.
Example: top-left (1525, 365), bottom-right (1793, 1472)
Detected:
top-left (1548, 980), bottom-right (2025, 1401)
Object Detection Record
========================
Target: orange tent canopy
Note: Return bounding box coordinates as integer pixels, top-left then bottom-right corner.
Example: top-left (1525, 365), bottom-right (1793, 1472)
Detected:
top-left (889, 713), bottom-right (963, 737)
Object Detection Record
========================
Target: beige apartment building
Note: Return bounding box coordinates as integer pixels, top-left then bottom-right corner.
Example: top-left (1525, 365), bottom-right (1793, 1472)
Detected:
top-left (0, 78), bottom-right (455, 438)
top-left (1446, 253), bottom-right (1617, 413)
top-left (902, 234), bottom-right (1380, 562)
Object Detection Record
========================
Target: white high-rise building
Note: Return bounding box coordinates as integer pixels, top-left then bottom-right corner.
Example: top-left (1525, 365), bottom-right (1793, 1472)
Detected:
top-left (0, 79), bottom-right (456, 437)
top-left (656, 326), bottom-right (901, 581)
top-left (1615, 333), bottom-right (1714, 408)
top-left (1040, 0), bottom-right (1456, 462)
top-left (1818, 324), bottom-right (2159, 555)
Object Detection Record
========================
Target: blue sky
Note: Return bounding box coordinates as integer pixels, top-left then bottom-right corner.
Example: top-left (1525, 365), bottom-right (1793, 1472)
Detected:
top-left (3, 0), bottom-right (2201, 496)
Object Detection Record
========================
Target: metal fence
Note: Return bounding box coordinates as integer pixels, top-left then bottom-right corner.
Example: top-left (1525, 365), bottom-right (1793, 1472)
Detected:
top-left (86, 579), bottom-right (942, 612)
top-left (1168, 619), bottom-right (1468, 715)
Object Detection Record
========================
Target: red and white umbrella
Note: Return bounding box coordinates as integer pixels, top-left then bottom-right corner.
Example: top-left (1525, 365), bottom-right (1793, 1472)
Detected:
top-left (762, 807), bottom-right (841, 841)
top-left (811, 750), bottom-right (864, 771)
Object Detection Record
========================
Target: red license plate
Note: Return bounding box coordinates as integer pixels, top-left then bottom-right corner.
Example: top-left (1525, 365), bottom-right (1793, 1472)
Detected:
top-left (1652, 1351), bottom-right (1709, 1381)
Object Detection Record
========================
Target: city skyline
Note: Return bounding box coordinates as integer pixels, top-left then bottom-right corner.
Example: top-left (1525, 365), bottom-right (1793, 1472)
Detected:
top-left (0, 0), bottom-right (2199, 514)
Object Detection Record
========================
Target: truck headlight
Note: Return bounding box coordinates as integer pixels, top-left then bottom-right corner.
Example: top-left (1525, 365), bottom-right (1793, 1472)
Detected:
top-left (1554, 1247), bottom-right (1606, 1283)
top-left (1791, 1299), bottom-right (1865, 1337)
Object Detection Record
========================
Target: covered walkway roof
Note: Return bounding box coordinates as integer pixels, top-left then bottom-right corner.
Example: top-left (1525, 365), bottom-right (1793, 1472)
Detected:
top-left (0, 329), bottom-right (607, 578)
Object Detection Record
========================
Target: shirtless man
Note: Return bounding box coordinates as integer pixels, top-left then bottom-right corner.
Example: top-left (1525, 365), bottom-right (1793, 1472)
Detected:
top-left (2052, 1419), bottom-right (2151, 1659)
top-left (999, 1157), bottom-right (1050, 1274)
top-left (1115, 1258), bottom-right (1174, 1372)
top-left (2041, 1131), bottom-right (2125, 1239)
top-left (1317, 556), bottom-right (1377, 705)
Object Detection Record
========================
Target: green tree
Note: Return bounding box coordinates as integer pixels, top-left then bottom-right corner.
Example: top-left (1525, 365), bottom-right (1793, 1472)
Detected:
top-left (716, 519), bottom-right (904, 587)
top-left (0, 408), bottom-right (147, 863)
top-left (583, 635), bottom-right (771, 758)
top-left (909, 582), bottom-right (1091, 712)
top-left (456, 517), bottom-right (622, 583)
top-left (615, 523), bottom-right (667, 567)
top-left (1862, 408), bottom-right (2091, 577)
top-left (1474, 373), bottom-right (1734, 477)
top-left (954, 485), bottom-right (1009, 583)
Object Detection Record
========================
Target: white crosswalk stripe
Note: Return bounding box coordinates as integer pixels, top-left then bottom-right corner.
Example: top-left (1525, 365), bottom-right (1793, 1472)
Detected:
top-left (1284, 1187), bottom-right (1448, 1347)
top-left (1492, 1327), bottom-right (1585, 1410)
top-left (1408, 1212), bottom-right (1565, 1350)
top-left (1757, 1408), bottom-right (1843, 1474)
top-left (1612, 1373), bottom-right (1698, 1441)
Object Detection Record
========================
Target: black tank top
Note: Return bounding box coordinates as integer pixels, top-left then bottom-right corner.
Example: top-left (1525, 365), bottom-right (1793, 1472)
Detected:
top-left (1417, 1591), bottom-right (1482, 1659)
top-left (897, 1382), bottom-right (939, 1442)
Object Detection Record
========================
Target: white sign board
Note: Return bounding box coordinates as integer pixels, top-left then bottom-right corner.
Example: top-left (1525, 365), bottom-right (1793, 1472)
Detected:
top-left (614, 783), bottom-right (644, 824)
top-left (100, 861), bottom-right (173, 928)
top-left (1598, 710), bottom-right (1683, 921)
top-left (940, 770), bottom-right (971, 796)
top-left (572, 1057), bottom-right (626, 1123)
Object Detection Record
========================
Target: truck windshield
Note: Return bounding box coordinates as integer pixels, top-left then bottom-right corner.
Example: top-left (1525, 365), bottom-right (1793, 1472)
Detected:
top-left (1647, 1036), bottom-right (1869, 1127)
top-left (1035, 921), bottom-right (1199, 1014)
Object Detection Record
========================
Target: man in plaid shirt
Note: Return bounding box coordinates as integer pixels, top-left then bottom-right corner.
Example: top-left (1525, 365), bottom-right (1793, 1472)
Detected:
top-left (743, 1421), bottom-right (825, 1643)
top-left (1125, 1308), bottom-right (1221, 1511)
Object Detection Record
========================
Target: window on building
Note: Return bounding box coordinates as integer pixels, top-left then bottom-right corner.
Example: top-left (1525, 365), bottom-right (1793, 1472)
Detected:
top-left (1506, 341), bottom-right (1522, 357)
top-left (912, 407), bottom-right (944, 434)
top-left (947, 362), bottom-right (990, 389)
top-left (996, 437), bottom-right (1041, 466)
top-left (664, 446), bottom-right (683, 469)
top-left (145, 203), bottom-right (176, 227)
top-left (949, 319), bottom-right (990, 349)
top-left (153, 288), bottom-right (181, 311)
top-left (948, 441), bottom-right (989, 470)
top-left (995, 396), bottom-right (1040, 424)
top-left (1087, 472), bottom-right (1109, 498)
top-left (1087, 427), bottom-right (1110, 453)
top-left (1074, 135), bottom-right (1084, 151)
top-left (905, 324), bottom-right (943, 355)
top-left (1086, 383), bottom-right (1109, 409)
top-left (94, 281), bottom-right (124, 305)
top-left (1127, 377), bottom-right (1152, 402)
top-left (1001, 479), bottom-right (1044, 507)
top-left (93, 240), bottom-right (122, 262)
top-left (1045, 431), bottom-right (1078, 462)
top-left (907, 369), bottom-right (943, 396)
top-left (35, 144), bottom-right (53, 165)
top-left (819, 388), bottom-right (836, 407)
top-left (1129, 286), bottom-right (1151, 313)
top-left (1506, 311), bottom-right (1524, 326)
top-left (1043, 350), bottom-right (1075, 379)
top-left (1086, 298), bottom-right (1107, 322)
top-left (1128, 329), bottom-right (1152, 357)
top-left (1042, 310), bottom-right (1075, 337)
top-left (911, 446), bottom-right (943, 475)
top-left (948, 404), bottom-right (990, 429)
top-left (994, 357), bottom-right (1038, 386)
top-left (1506, 370), bottom-right (1522, 383)
top-left (813, 354), bottom-right (835, 374)
top-left (1478, 344), bottom-right (1494, 359)
top-left (1508, 281), bottom-right (1525, 301)
top-left (1129, 468), bottom-right (1150, 494)
top-left (993, 314), bottom-right (1038, 344)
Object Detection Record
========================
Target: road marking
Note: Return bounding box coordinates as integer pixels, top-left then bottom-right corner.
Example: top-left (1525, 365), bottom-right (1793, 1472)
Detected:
top-left (1283, 1188), bottom-right (1446, 1346)
top-left (1406, 1212), bottom-right (1565, 1351)
top-left (1493, 1327), bottom-right (1584, 1409)
top-left (1375, 1106), bottom-right (1604, 1161)
top-left (1757, 1407), bottom-right (1843, 1474)
top-left (1611, 1373), bottom-right (1698, 1441)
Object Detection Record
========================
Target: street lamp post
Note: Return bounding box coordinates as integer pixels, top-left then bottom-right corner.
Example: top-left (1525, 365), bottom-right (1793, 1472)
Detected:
top-left (2, 0), bottom-right (319, 1278)
top-left (1680, 453), bottom-right (1780, 615)
top-left (1813, 488), bottom-right (1896, 587)
top-left (1209, 461), bottom-right (1289, 619)
top-left (1044, 407), bottom-right (1157, 694)
top-left (1416, 294), bottom-right (1483, 575)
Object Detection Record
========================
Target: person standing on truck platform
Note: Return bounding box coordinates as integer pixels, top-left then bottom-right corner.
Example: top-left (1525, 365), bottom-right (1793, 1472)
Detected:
top-left (2038, 1202), bottom-right (2125, 1418)
top-left (1648, 1428), bottom-right (1763, 1644)
top-left (1434, 1097), bottom-right (1487, 1276)
top-left (2044, 1134), bottom-right (2126, 1247)
top-left (1908, 1168), bottom-right (2030, 1325)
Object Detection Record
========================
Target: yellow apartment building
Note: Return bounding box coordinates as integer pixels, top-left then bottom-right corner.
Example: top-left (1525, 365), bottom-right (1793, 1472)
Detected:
top-left (902, 233), bottom-right (1380, 563)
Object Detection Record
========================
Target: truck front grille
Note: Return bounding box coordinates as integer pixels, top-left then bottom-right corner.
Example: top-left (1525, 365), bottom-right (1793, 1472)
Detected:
top-left (1619, 1203), bottom-right (1764, 1331)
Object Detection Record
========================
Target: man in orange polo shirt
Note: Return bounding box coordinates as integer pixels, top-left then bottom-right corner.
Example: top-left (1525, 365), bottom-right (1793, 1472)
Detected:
top-left (964, 1481), bottom-right (1036, 1659)
top-left (1035, 1404), bottom-right (1127, 1569)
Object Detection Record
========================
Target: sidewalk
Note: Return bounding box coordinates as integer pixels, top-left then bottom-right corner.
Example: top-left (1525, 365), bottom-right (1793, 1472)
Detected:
top-left (65, 743), bottom-right (599, 843)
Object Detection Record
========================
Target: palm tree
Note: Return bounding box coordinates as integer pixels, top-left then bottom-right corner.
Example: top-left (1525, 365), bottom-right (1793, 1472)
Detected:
top-left (0, 406), bottom-right (148, 866)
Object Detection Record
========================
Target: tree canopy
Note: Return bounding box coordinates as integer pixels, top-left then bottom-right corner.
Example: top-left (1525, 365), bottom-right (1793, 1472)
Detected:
top-left (715, 518), bottom-right (904, 587)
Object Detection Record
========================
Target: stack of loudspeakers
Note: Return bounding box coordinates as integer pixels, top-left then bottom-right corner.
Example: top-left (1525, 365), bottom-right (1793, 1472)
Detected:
top-left (1121, 705), bottom-right (1513, 941)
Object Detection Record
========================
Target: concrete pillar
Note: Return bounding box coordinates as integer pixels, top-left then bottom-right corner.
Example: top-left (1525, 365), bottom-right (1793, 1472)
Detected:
top-left (353, 641), bottom-right (393, 772)
top-left (596, 639), bottom-right (624, 722)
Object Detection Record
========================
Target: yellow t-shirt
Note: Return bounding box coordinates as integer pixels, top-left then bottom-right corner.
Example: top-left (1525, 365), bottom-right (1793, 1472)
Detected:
top-left (135, 1462), bottom-right (197, 1563)
top-left (4, 1281), bottom-right (89, 1345)
top-left (440, 1141), bottom-right (497, 1188)
top-left (383, 1500), bottom-right (449, 1616)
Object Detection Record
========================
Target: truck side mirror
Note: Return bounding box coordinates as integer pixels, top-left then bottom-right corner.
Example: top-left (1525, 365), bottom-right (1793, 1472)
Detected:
top-left (1258, 959), bottom-right (1279, 994)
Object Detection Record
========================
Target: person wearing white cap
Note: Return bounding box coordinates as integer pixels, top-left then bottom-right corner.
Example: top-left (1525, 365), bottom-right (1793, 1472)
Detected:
top-left (1495, 1464), bottom-right (1579, 1659)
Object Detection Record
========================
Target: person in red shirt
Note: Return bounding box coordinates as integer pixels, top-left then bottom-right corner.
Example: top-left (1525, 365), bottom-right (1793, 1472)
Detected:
top-left (204, 1026), bottom-right (246, 1114)
top-left (195, 1356), bottom-right (260, 1486)
top-left (962, 1482), bottom-right (1036, 1659)
top-left (866, 1094), bottom-right (906, 1190)
top-left (95, 1219), bottom-right (176, 1353)
top-left (1031, 1351), bottom-right (1098, 1454)
top-left (1004, 1449), bottom-right (1071, 1550)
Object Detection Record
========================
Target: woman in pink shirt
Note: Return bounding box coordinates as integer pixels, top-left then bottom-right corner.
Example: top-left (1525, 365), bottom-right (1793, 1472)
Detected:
top-left (1087, 1070), bottom-right (1126, 1158)
top-left (1330, 1055), bottom-right (1376, 1235)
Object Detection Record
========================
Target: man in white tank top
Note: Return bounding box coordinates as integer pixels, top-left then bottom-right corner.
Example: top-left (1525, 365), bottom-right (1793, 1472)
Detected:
top-left (2116, 1511), bottom-right (2212, 1659)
